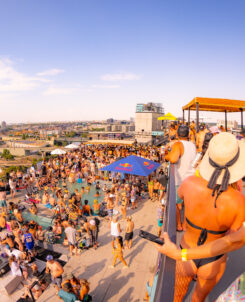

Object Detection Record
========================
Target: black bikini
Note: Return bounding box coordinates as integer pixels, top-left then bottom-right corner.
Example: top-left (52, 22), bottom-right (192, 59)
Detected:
top-left (181, 148), bottom-right (239, 269)
top-left (181, 217), bottom-right (228, 268)
top-left (186, 217), bottom-right (228, 246)
top-left (180, 243), bottom-right (224, 269)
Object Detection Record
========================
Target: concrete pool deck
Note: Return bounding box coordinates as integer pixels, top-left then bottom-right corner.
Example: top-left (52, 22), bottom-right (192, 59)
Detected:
top-left (0, 188), bottom-right (159, 302)
top-left (38, 197), bottom-right (159, 302)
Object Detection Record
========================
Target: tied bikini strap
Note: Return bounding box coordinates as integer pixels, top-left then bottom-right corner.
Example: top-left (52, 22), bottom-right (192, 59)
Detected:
top-left (186, 217), bottom-right (228, 246)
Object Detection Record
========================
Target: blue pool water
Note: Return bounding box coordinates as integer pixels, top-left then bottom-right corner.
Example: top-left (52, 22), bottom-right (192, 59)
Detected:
top-left (22, 212), bottom-right (53, 229)
top-left (63, 181), bottom-right (105, 205)
top-left (22, 180), bottom-right (108, 228)
top-left (42, 180), bottom-right (106, 207)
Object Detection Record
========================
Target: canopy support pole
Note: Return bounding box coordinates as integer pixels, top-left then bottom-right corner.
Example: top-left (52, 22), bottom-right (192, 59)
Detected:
top-left (241, 108), bottom-right (244, 130)
top-left (188, 108), bottom-right (190, 125)
top-left (196, 103), bottom-right (199, 133)
top-left (182, 110), bottom-right (185, 123)
top-left (225, 111), bottom-right (228, 131)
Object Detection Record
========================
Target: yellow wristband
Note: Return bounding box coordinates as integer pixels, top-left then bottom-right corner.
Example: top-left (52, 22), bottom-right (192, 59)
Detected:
top-left (181, 249), bottom-right (188, 262)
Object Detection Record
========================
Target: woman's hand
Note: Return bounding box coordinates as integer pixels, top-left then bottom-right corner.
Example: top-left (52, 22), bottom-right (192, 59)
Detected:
top-left (153, 232), bottom-right (181, 260)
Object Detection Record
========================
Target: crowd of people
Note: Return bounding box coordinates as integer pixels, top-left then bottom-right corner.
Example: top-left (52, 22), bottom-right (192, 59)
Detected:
top-left (0, 122), bottom-right (244, 301)
top-left (152, 123), bottom-right (245, 302)
top-left (0, 143), bottom-right (165, 301)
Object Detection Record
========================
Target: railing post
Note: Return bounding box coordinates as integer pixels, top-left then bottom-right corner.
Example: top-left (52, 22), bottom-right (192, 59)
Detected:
top-left (154, 164), bottom-right (176, 302)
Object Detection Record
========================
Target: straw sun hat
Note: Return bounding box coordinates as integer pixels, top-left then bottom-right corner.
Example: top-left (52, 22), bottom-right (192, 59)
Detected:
top-left (199, 132), bottom-right (245, 186)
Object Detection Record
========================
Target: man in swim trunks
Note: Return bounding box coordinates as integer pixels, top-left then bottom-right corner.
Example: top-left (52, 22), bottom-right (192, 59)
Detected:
top-left (46, 255), bottom-right (64, 293)
top-left (125, 216), bottom-right (134, 249)
top-left (153, 179), bottom-right (160, 201)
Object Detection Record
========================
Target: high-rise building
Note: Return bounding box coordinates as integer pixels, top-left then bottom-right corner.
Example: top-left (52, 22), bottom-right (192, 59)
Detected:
top-left (1, 121), bottom-right (7, 129)
top-left (135, 103), bottom-right (164, 133)
top-left (135, 102), bottom-right (164, 143)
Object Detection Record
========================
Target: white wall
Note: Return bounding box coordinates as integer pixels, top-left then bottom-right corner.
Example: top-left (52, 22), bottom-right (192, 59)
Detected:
top-left (135, 112), bottom-right (162, 133)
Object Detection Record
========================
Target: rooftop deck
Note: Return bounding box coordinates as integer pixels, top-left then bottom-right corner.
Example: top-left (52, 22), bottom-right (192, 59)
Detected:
top-left (38, 198), bottom-right (159, 302)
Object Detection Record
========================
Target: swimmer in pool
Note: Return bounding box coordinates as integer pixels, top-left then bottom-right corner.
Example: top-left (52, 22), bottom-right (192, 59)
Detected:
top-left (94, 191), bottom-right (100, 197)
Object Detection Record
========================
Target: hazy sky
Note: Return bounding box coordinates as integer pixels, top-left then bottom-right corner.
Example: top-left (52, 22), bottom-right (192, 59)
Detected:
top-left (0, 0), bottom-right (245, 123)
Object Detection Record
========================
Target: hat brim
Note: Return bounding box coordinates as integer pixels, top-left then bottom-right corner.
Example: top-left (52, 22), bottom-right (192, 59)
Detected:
top-left (199, 140), bottom-right (245, 185)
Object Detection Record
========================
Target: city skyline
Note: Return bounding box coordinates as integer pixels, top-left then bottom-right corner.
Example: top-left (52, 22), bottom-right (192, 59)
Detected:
top-left (1, 0), bottom-right (245, 123)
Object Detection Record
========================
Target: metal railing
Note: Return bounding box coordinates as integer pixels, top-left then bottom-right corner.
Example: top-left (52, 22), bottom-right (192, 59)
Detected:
top-left (152, 136), bottom-right (169, 146)
top-left (152, 163), bottom-right (176, 302)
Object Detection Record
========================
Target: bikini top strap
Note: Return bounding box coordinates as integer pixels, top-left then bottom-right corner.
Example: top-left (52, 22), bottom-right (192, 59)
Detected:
top-left (186, 217), bottom-right (228, 246)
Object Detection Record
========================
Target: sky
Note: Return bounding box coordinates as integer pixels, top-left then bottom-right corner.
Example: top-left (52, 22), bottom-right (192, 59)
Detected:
top-left (0, 0), bottom-right (245, 123)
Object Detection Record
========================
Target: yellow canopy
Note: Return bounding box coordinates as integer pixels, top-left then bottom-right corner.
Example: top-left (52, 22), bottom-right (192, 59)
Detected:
top-left (182, 97), bottom-right (245, 112)
top-left (158, 112), bottom-right (177, 121)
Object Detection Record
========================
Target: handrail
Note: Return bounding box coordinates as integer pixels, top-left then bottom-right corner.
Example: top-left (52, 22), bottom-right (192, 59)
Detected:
top-left (153, 163), bottom-right (176, 302)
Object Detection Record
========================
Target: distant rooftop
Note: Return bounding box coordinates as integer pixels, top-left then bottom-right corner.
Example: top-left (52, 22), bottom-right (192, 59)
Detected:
top-left (136, 102), bottom-right (164, 114)
top-left (17, 140), bottom-right (37, 144)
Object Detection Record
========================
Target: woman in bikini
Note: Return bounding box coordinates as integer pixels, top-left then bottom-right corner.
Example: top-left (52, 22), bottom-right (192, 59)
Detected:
top-left (148, 176), bottom-right (154, 200)
top-left (110, 236), bottom-right (128, 268)
top-left (173, 133), bottom-right (245, 302)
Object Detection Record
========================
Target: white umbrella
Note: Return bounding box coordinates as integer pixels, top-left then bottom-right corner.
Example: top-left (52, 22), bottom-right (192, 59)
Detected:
top-left (65, 143), bottom-right (79, 149)
top-left (51, 149), bottom-right (66, 155)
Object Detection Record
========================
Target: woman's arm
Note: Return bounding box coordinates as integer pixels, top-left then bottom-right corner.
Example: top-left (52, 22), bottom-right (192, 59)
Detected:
top-left (154, 225), bottom-right (245, 260)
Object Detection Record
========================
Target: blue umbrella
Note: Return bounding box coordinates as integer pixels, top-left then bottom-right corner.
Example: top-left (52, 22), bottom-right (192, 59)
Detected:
top-left (100, 155), bottom-right (160, 176)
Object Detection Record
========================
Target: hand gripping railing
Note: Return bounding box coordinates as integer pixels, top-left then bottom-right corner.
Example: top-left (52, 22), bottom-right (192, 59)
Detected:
top-left (153, 163), bottom-right (176, 302)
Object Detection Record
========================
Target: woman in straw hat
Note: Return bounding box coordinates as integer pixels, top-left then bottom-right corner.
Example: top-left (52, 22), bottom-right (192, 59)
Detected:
top-left (171, 132), bottom-right (245, 302)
